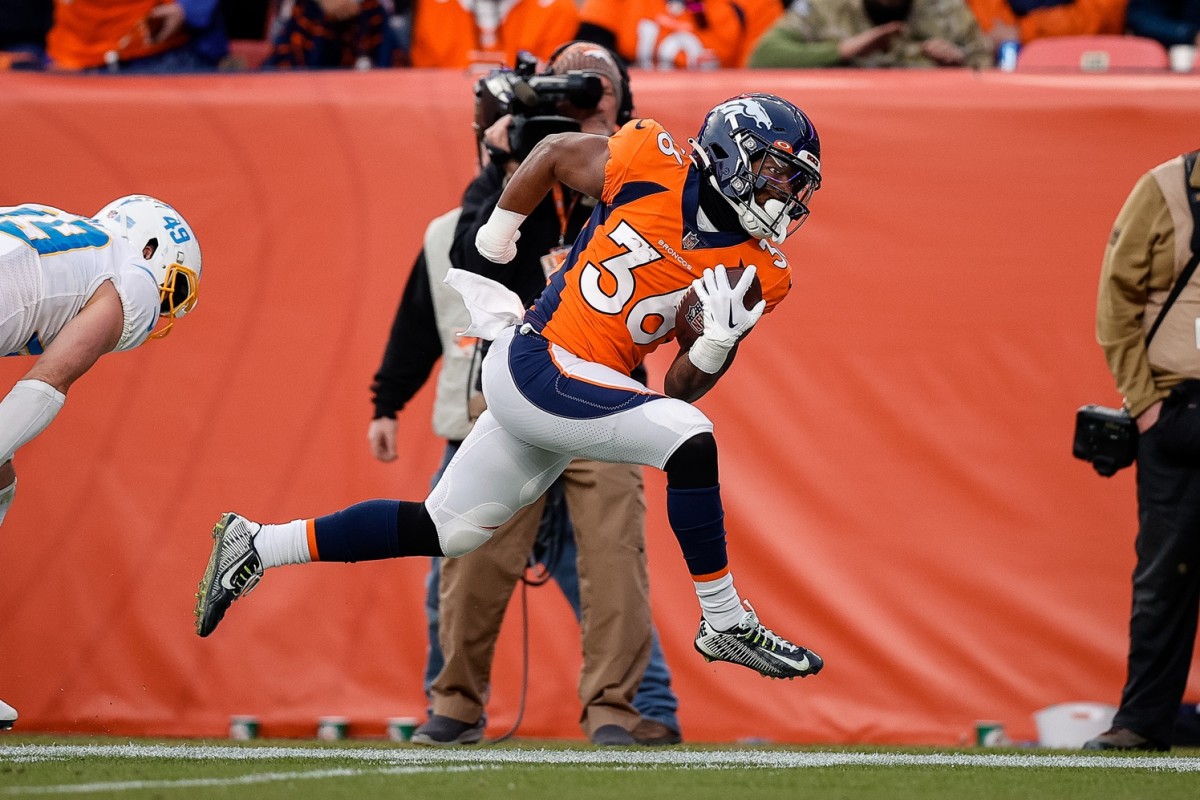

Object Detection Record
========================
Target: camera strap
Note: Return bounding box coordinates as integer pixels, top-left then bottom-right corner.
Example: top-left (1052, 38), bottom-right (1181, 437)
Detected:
top-left (551, 183), bottom-right (580, 247)
top-left (1146, 150), bottom-right (1200, 347)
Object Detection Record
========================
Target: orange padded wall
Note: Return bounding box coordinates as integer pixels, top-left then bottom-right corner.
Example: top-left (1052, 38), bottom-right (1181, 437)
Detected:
top-left (1, 69), bottom-right (1198, 744)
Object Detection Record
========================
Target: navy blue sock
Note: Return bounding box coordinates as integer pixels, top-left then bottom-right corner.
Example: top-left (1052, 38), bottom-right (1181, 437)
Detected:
top-left (313, 499), bottom-right (442, 561)
top-left (666, 484), bottom-right (728, 577)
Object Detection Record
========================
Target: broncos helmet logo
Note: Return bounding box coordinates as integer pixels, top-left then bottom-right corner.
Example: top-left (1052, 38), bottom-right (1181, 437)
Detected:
top-left (717, 98), bottom-right (773, 134)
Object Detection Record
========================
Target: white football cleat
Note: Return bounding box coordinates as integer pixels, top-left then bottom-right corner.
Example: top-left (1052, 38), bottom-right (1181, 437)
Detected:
top-left (194, 512), bottom-right (264, 637)
top-left (0, 697), bottom-right (17, 730)
top-left (694, 601), bottom-right (823, 679)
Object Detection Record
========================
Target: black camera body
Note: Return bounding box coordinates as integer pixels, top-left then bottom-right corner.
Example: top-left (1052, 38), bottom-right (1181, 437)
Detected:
top-left (1073, 404), bottom-right (1138, 477)
top-left (474, 52), bottom-right (604, 163)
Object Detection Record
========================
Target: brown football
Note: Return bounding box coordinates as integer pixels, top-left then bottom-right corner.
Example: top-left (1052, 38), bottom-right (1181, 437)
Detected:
top-left (674, 266), bottom-right (763, 350)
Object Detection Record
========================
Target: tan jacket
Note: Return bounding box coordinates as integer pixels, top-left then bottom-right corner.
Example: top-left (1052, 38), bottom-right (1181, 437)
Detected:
top-left (1097, 152), bottom-right (1200, 416)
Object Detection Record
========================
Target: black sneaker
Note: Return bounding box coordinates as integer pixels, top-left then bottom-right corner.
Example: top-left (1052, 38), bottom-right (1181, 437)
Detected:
top-left (590, 724), bottom-right (635, 746)
top-left (410, 714), bottom-right (485, 746)
top-left (194, 512), bottom-right (264, 637)
top-left (694, 601), bottom-right (823, 679)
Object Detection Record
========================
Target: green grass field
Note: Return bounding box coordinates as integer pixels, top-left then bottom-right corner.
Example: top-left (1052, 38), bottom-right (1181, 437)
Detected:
top-left (3, 736), bottom-right (1200, 800)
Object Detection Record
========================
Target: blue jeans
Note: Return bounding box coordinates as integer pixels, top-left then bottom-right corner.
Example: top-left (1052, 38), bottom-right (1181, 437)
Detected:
top-left (424, 442), bottom-right (679, 731)
top-left (79, 46), bottom-right (218, 74)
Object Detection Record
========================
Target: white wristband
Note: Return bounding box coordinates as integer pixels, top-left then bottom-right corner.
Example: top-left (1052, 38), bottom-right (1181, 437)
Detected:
top-left (0, 379), bottom-right (65, 463)
top-left (687, 335), bottom-right (733, 375)
top-left (475, 207), bottom-right (527, 264)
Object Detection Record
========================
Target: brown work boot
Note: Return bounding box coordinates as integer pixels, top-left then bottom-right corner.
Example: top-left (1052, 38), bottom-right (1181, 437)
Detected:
top-left (632, 718), bottom-right (682, 746)
top-left (1082, 726), bottom-right (1168, 752)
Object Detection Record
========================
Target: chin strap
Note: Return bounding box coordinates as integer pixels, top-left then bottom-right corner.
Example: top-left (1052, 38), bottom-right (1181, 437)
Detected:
top-left (738, 198), bottom-right (788, 244)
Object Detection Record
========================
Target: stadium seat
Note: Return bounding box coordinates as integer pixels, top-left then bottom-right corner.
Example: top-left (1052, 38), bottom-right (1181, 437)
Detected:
top-left (1015, 36), bottom-right (1169, 73)
top-left (0, 50), bottom-right (38, 70)
top-left (227, 39), bottom-right (271, 70)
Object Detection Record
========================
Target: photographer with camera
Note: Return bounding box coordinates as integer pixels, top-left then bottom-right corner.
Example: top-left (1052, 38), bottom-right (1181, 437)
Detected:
top-left (1085, 150), bottom-right (1200, 752)
top-left (392, 41), bottom-right (682, 747)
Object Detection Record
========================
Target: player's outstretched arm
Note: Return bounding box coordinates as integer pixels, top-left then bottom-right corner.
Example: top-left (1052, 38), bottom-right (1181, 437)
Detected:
top-left (506, 131), bottom-right (610, 208)
top-left (0, 283), bottom-right (122, 485)
top-left (23, 281), bottom-right (124, 393)
top-left (476, 133), bottom-right (610, 264)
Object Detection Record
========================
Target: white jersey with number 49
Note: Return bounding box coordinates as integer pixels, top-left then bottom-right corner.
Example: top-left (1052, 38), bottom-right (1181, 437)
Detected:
top-left (0, 204), bottom-right (160, 357)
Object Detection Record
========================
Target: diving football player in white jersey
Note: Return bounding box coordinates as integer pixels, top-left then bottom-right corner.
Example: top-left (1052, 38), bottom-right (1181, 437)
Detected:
top-left (0, 195), bottom-right (202, 728)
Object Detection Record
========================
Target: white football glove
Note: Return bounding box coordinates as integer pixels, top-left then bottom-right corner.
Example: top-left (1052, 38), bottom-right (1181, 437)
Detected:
top-left (687, 265), bottom-right (766, 374)
top-left (475, 207), bottom-right (526, 264)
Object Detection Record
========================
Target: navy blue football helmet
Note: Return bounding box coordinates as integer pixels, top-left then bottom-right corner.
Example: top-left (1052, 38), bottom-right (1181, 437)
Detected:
top-left (691, 93), bottom-right (821, 243)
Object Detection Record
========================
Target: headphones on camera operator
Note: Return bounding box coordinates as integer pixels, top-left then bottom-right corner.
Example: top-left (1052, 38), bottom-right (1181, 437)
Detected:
top-left (472, 42), bottom-right (633, 168)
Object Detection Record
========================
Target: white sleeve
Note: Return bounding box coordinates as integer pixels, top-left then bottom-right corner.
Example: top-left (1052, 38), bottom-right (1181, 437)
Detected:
top-left (0, 379), bottom-right (66, 463)
top-left (112, 262), bottom-right (161, 351)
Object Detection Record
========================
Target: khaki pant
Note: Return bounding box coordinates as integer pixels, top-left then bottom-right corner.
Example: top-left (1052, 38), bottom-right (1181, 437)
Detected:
top-left (431, 458), bottom-right (651, 737)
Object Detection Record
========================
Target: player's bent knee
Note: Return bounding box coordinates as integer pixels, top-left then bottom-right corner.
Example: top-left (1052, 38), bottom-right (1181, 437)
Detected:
top-left (665, 432), bottom-right (719, 488)
top-left (437, 522), bottom-right (493, 558)
top-left (426, 495), bottom-right (513, 557)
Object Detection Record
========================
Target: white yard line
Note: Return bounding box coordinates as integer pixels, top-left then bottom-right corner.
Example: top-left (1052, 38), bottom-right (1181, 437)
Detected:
top-left (1, 765), bottom-right (487, 795)
top-left (4, 745), bottom-right (1200, 796)
top-left (2, 743), bottom-right (1200, 773)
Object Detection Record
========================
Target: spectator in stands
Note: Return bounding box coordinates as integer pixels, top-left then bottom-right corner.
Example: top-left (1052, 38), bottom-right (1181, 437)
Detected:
top-left (394, 0), bottom-right (579, 68)
top-left (749, 0), bottom-right (991, 67)
top-left (1125, 0), bottom-right (1200, 50)
top-left (220, 0), bottom-right (273, 40)
top-left (575, 0), bottom-right (786, 68)
top-left (965, 0), bottom-right (1126, 52)
top-left (264, 0), bottom-right (401, 68)
top-left (46, 1), bottom-right (229, 72)
top-left (0, 0), bottom-right (52, 69)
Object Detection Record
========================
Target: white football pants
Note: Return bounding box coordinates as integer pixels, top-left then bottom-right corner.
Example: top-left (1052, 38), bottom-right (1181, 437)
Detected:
top-left (425, 325), bottom-right (712, 557)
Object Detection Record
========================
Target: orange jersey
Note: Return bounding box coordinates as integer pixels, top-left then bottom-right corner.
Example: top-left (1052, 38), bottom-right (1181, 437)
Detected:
top-left (966, 0), bottom-right (1126, 42)
top-left (527, 119), bottom-right (793, 376)
top-left (578, 0), bottom-right (781, 69)
top-left (736, 0), bottom-right (787, 66)
top-left (409, 0), bottom-right (580, 68)
top-left (47, 1), bottom-right (188, 70)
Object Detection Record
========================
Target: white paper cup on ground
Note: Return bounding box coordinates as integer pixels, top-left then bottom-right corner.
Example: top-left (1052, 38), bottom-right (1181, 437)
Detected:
top-left (1169, 45), bottom-right (1196, 73)
top-left (387, 716), bottom-right (420, 742)
top-left (229, 715), bottom-right (260, 740)
top-left (317, 716), bottom-right (350, 741)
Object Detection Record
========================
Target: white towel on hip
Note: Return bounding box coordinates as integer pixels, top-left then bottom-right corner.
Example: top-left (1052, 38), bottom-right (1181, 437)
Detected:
top-left (444, 268), bottom-right (526, 340)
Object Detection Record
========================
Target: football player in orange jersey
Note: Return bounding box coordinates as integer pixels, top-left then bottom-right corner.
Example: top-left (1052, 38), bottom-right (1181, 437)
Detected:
top-left (194, 94), bottom-right (825, 683)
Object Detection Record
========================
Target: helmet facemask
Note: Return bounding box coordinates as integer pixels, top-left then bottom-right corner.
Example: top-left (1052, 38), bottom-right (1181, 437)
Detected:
top-left (149, 259), bottom-right (200, 340)
top-left (719, 130), bottom-right (819, 244)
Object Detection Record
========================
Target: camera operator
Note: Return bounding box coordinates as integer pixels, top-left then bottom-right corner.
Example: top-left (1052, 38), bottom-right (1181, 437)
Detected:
top-left (408, 41), bottom-right (683, 748)
top-left (1086, 149), bottom-right (1200, 752)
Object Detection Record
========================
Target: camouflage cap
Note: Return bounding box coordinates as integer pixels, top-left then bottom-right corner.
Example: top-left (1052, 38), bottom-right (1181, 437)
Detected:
top-left (546, 42), bottom-right (625, 116)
